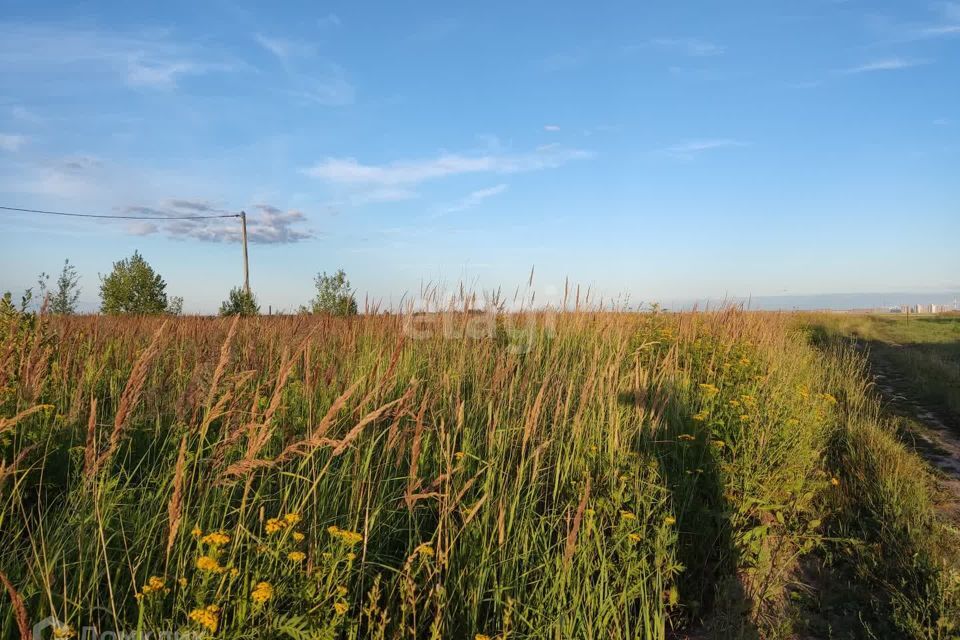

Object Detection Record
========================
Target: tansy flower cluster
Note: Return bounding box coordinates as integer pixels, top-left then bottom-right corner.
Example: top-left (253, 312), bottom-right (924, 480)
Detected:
top-left (327, 525), bottom-right (363, 546)
top-left (52, 625), bottom-right (76, 639)
top-left (287, 551), bottom-right (306, 562)
top-left (136, 575), bottom-right (167, 599)
top-left (196, 555), bottom-right (226, 574)
top-left (188, 605), bottom-right (220, 632)
top-left (699, 383), bottom-right (720, 398)
top-left (201, 531), bottom-right (230, 547)
top-left (251, 581), bottom-right (274, 604)
top-left (266, 512), bottom-right (301, 534)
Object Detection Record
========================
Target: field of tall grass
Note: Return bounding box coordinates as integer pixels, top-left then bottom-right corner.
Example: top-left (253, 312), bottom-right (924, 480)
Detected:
top-left (2, 304), bottom-right (959, 639)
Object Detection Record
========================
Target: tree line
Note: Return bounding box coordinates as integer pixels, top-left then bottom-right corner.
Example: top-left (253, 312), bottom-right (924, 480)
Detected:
top-left (1, 251), bottom-right (358, 317)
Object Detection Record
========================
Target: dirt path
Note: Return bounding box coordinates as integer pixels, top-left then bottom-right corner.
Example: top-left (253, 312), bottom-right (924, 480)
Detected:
top-left (866, 347), bottom-right (960, 518)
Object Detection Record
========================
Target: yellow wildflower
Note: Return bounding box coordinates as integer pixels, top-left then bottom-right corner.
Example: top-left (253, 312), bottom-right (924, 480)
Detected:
top-left (230, 568), bottom-right (239, 578)
top-left (288, 551), bottom-right (306, 563)
top-left (475, 635), bottom-right (491, 640)
top-left (739, 414), bottom-right (750, 422)
top-left (711, 439), bottom-right (725, 448)
top-left (292, 532), bottom-right (305, 543)
top-left (201, 531), bottom-right (230, 547)
top-left (141, 575), bottom-right (165, 595)
top-left (664, 515), bottom-right (676, 526)
top-left (328, 525), bottom-right (363, 546)
top-left (178, 577), bottom-right (188, 587)
top-left (195, 555), bottom-right (224, 573)
top-left (454, 451), bottom-right (466, 461)
top-left (414, 543), bottom-right (435, 557)
top-left (336, 585), bottom-right (348, 596)
top-left (265, 518), bottom-right (286, 534)
top-left (830, 477), bottom-right (840, 486)
top-left (188, 605), bottom-right (219, 633)
top-left (821, 393), bottom-right (838, 405)
top-left (52, 625), bottom-right (75, 639)
top-left (191, 526), bottom-right (202, 537)
top-left (251, 581), bottom-right (274, 604)
top-left (698, 383), bottom-right (720, 397)
top-left (677, 434), bottom-right (695, 442)
top-left (333, 601), bottom-right (349, 616)
top-left (284, 513), bottom-right (301, 525)
top-left (627, 533), bottom-right (642, 543)
top-left (692, 410), bottom-right (709, 422)
top-left (346, 552), bottom-right (356, 561)
top-left (620, 510), bottom-right (637, 521)
top-left (739, 357), bottom-right (750, 366)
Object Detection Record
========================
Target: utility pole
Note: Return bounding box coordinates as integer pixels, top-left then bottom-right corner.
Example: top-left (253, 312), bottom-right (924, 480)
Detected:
top-left (240, 211), bottom-right (250, 296)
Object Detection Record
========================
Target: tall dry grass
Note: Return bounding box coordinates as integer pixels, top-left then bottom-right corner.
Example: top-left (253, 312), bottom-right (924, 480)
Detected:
top-left (0, 304), bottom-right (956, 639)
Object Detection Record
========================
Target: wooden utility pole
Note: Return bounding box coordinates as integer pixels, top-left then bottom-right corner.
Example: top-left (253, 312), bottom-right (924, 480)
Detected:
top-left (240, 211), bottom-right (250, 295)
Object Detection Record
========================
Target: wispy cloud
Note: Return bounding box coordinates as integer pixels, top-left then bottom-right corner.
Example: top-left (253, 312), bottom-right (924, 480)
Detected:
top-left (0, 133), bottom-right (27, 152)
top-left (866, 5), bottom-right (960, 42)
top-left (442, 184), bottom-right (508, 214)
top-left (318, 13), bottom-right (342, 29)
top-left (543, 124), bottom-right (561, 132)
top-left (626, 38), bottom-right (725, 57)
top-left (253, 34), bottom-right (316, 61)
top-left (253, 33), bottom-right (354, 105)
top-left (304, 146), bottom-right (592, 187)
top-left (122, 202), bottom-right (312, 244)
top-left (0, 23), bottom-right (237, 90)
top-left (839, 58), bottom-right (928, 74)
top-left (663, 139), bottom-right (747, 158)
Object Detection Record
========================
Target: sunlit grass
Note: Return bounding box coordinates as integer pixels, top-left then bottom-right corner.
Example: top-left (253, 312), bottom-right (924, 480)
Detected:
top-left (1, 305), bottom-right (957, 638)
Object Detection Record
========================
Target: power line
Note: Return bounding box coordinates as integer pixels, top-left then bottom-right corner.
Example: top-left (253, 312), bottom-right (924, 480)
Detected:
top-left (0, 205), bottom-right (240, 221)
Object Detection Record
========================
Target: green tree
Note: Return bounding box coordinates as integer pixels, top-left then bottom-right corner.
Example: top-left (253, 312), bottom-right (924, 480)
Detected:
top-left (167, 296), bottom-right (184, 316)
top-left (219, 287), bottom-right (260, 316)
top-left (38, 259), bottom-right (82, 315)
top-left (99, 251), bottom-right (169, 315)
top-left (309, 269), bottom-right (358, 316)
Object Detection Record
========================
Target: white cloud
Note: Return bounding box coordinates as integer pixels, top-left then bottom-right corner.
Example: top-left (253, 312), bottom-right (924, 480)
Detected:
top-left (253, 33), bottom-right (354, 105)
top-left (840, 58), bottom-right (928, 74)
top-left (629, 38), bottom-right (725, 57)
top-left (543, 124), bottom-right (561, 132)
top-left (254, 34), bottom-right (315, 61)
top-left (0, 133), bottom-right (27, 152)
top-left (10, 106), bottom-right (42, 123)
top-left (351, 188), bottom-right (418, 204)
top-left (304, 146), bottom-right (592, 186)
top-left (443, 184), bottom-right (508, 214)
top-left (663, 139), bottom-right (747, 157)
top-left (0, 23), bottom-right (237, 90)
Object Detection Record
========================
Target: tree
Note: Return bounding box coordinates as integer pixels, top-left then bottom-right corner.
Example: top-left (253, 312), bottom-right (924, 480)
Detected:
top-left (99, 251), bottom-right (169, 315)
top-left (167, 296), bottom-right (184, 316)
top-left (38, 259), bottom-right (82, 315)
top-left (219, 287), bottom-right (260, 316)
top-left (309, 269), bottom-right (357, 316)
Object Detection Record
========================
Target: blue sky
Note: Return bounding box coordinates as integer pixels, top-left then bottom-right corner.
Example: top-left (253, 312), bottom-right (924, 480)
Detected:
top-left (0, 0), bottom-right (958, 312)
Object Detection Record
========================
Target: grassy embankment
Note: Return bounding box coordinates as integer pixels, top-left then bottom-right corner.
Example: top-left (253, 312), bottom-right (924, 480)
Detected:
top-left (807, 313), bottom-right (960, 421)
top-left (1, 306), bottom-right (958, 638)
